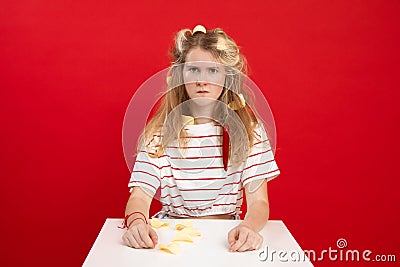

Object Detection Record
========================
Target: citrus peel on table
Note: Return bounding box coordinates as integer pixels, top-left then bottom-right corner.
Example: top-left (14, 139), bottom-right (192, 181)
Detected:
top-left (172, 231), bottom-right (194, 242)
top-left (175, 220), bottom-right (193, 230)
top-left (181, 227), bottom-right (201, 236)
top-left (149, 218), bottom-right (170, 228)
top-left (158, 242), bottom-right (181, 254)
top-left (155, 219), bottom-right (202, 254)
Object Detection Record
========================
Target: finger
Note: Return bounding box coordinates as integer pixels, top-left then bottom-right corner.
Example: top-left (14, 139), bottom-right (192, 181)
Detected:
top-left (238, 234), bottom-right (254, 252)
top-left (137, 225), bottom-right (154, 248)
top-left (148, 228), bottom-right (158, 247)
top-left (228, 228), bottom-right (238, 247)
top-left (126, 234), bottom-right (140, 249)
top-left (243, 234), bottom-right (262, 251)
top-left (131, 227), bottom-right (146, 248)
top-left (255, 236), bottom-right (263, 250)
top-left (231, 229), bottom-right (249, 251)
top-left (238, 242), bottom-right (251, 252)
top-left (122, 235), bottom-right (132, 247)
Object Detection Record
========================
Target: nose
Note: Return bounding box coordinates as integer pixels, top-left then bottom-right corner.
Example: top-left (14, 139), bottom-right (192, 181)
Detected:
top-left (196, 73), bottom-right (207, 85)
top-left (196, 79), bottom-right (208, 86)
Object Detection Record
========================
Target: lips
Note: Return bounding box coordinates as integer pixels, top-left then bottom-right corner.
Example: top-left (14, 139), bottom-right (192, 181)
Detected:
top-left (196, 90), bottom-right (209, 93)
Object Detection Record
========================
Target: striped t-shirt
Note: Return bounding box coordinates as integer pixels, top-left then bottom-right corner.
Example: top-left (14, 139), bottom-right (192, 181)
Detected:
top-left (128, 121), bottom-right (280, 218)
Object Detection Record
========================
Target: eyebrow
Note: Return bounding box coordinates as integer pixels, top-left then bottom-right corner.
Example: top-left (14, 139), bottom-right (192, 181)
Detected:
top-left (184, 64), bottom-right (198, 68)
top-left (184, 64), bottom-right (221, 69)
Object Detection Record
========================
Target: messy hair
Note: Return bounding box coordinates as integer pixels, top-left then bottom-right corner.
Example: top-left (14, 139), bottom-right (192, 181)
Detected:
top-left (137, 27), bottom-right (261, 167)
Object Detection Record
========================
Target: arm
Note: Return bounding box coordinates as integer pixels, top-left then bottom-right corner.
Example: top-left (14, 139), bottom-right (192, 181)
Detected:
top-left (228, 122), bottom-right (280, 252)
top-left (228, 179), bottom-right (270, 252)
top-left (122, 187), bottom-right (158, 249)
top-left (125, 186), bottom-right (153, 225)
top-left (241, 179), bottom-right (269, 232)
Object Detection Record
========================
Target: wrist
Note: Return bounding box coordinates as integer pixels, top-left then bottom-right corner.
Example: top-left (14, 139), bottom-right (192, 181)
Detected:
top-left (240, 217), bottom-right (265, 232)
top-left (127, 217), bottom-right (147, 228)
top-left (123, 211), bottom-right (148, 228)
top-left (240, 220), bottom-right (257, 231)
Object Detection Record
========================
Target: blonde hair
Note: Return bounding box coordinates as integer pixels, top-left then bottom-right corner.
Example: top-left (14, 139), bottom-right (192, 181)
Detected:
top-left (137, 26), bottom-right (263, 168)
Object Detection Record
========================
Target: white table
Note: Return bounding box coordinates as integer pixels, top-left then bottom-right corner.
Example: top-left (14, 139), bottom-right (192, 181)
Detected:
top-left (84, 219), bottom-right (313, 266)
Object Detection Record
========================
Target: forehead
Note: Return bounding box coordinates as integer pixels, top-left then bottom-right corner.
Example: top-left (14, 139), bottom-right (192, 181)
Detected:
top-left (185, 47), bottom-right (218, 63)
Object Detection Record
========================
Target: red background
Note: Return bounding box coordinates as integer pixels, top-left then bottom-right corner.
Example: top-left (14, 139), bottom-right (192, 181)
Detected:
top-left (1, 1), bottom-right (399, 266)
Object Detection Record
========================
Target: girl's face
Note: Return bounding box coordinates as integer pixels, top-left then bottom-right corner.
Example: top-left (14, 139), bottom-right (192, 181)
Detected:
top-left (183, 47), bottom-right (225, 102)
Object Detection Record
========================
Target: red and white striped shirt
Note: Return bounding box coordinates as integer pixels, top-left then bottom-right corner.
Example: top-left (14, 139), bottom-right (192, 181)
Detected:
top-left (128, 121), bottom-right (280, 218)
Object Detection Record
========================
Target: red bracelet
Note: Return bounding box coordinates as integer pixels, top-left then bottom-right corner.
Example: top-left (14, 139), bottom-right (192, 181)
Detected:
top-left (120, 211), bottom-right (148, 229)
top-left (127, 217), bottom-right (147, 228)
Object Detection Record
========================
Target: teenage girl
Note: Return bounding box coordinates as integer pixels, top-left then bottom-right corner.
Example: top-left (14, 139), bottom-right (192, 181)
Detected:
top-left (122, 25), bottom-right (280, 252)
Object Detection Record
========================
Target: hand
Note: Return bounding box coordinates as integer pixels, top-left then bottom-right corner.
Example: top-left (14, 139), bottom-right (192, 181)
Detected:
top-left (122, 220), bottom-right (158, 249)
top-left (227, 223), bottom-right (263, 252)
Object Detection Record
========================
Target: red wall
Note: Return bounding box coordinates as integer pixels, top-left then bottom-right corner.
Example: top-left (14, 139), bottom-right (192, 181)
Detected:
top-left (1, 1), bottom-right (399, 266)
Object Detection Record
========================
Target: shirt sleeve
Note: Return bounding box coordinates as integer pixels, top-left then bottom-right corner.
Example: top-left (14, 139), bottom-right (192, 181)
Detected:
top-left (128, 135), bottom-right (162, 196)
top-left (241, 122), bottom-right (281, 186)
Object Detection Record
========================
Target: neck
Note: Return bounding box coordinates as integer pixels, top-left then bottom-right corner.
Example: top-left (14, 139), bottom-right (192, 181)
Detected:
top-left (194, 117), bottom-right (213, 124)
top-left (189, 101), bottom-right (216, 124)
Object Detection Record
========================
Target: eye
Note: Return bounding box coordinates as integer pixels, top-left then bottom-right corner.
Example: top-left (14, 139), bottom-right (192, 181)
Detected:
top-left (188, 67), bottom-right (199, 73)
top-left (209, 68), bottom-right (219, 74)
